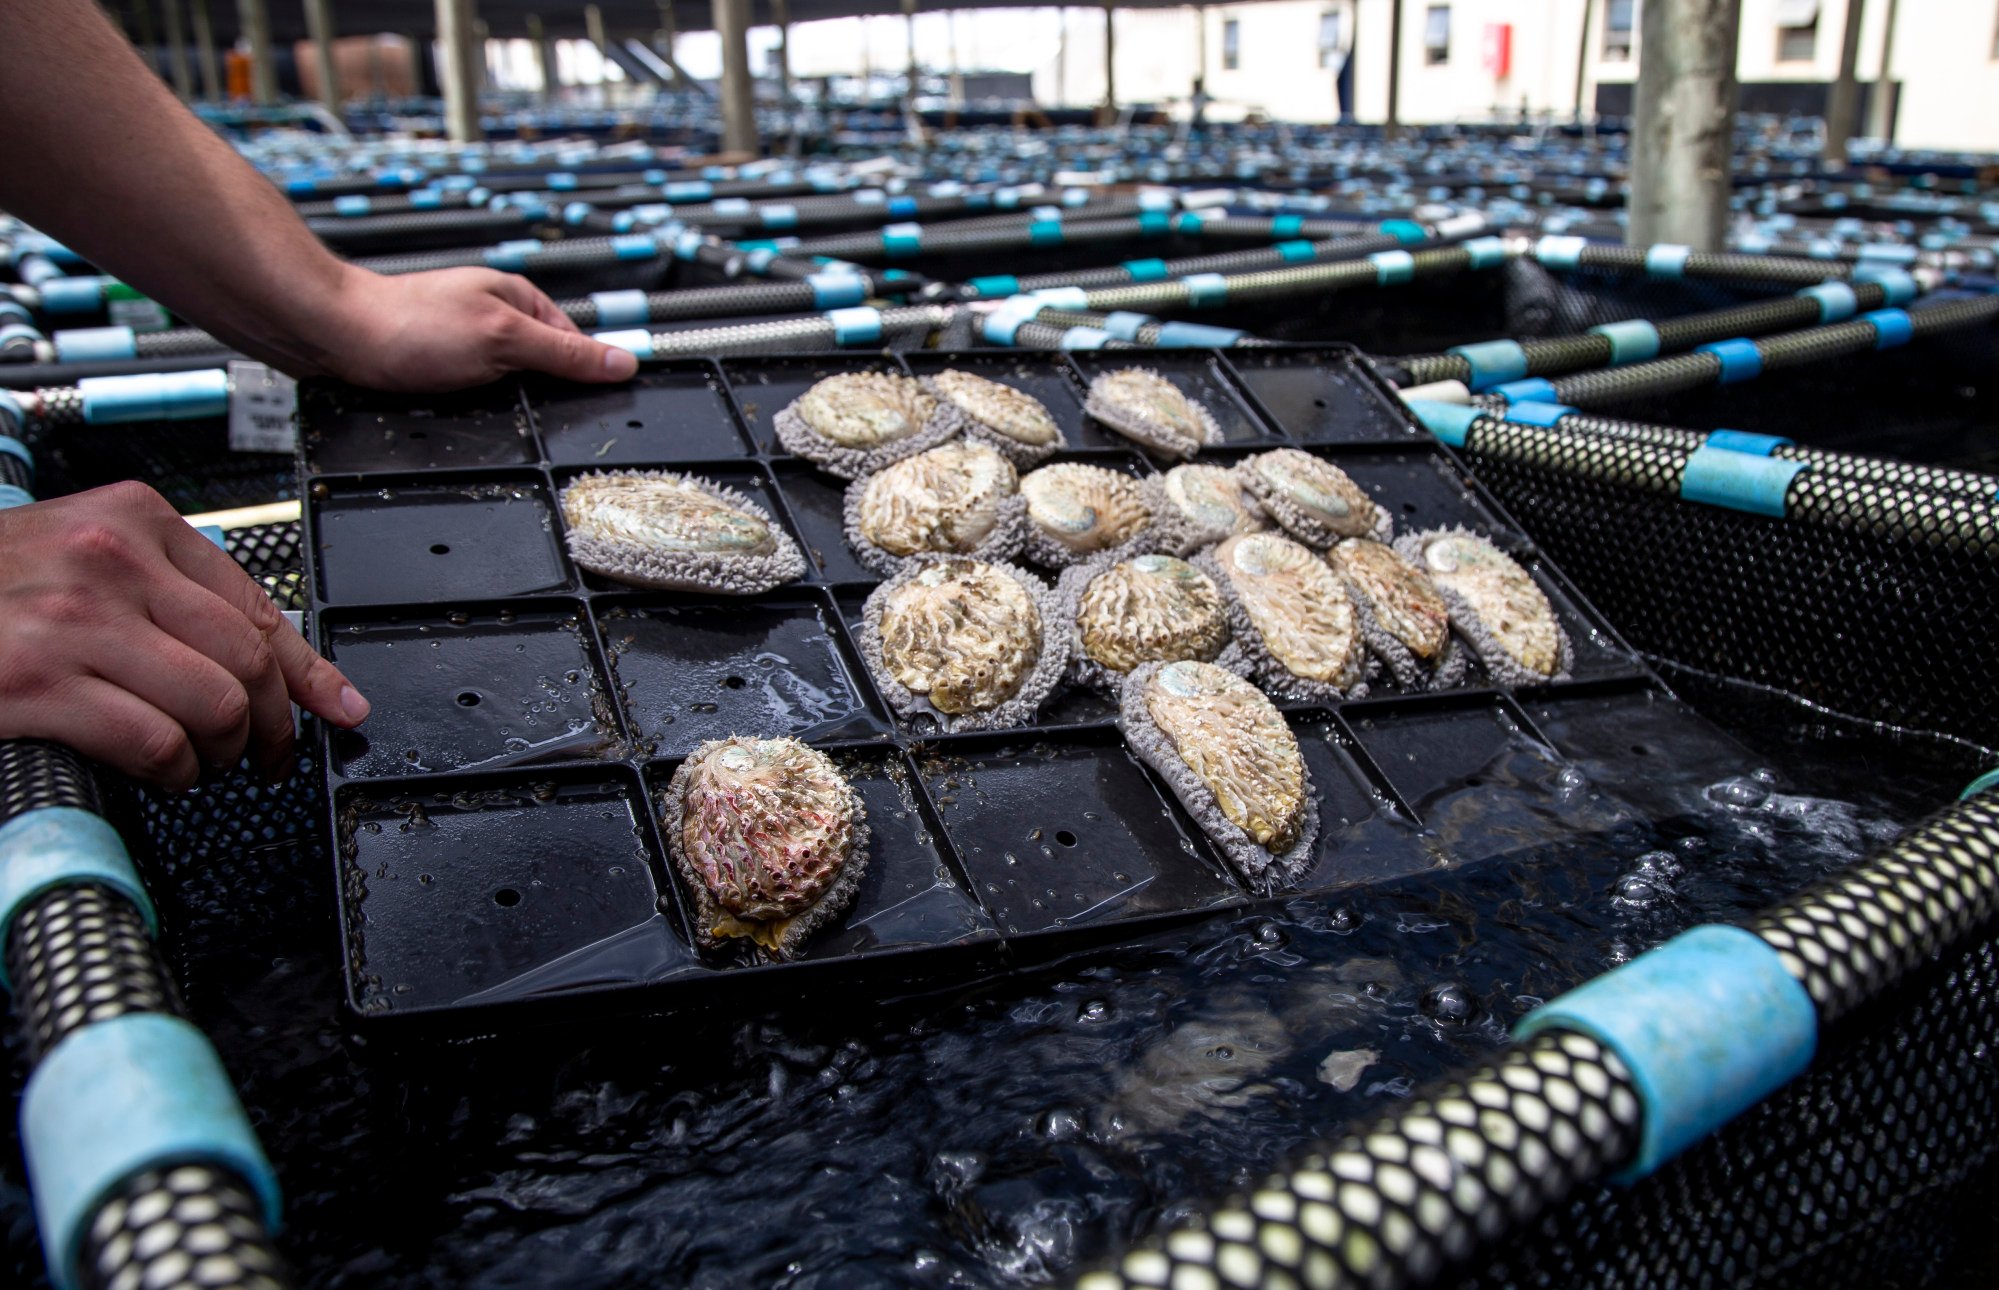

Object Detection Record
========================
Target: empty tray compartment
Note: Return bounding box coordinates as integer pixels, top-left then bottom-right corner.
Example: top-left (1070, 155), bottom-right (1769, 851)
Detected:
top-left (303, 379), bottom-right (535, 474)
top-left (324, 603), bottom-right (620, 777)
top-left (1224, 349), bottom-right (1424, 446)
top-left (337, 773), bottom-right (696, 1015)
top-left (527, 364), bottom-right (750, 465)
top-left (313, 477), bottom-right (572, 606)
top-left (598, 593), bottom-right (886, 756)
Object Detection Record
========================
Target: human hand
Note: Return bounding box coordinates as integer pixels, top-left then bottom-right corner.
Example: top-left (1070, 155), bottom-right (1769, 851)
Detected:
top-left (317, 265), bottom-right (640, 393)
top-left (0, 482), bottom-right (369, 790)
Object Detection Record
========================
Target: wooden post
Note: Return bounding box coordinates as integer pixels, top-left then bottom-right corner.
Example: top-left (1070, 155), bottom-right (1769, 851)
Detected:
top-left (304, 0), bottom-right (341, 116)
top-left (1866, 0), bottom-right (1899, 142)
top-left (435, 0), bottom-right (483, 142)
top-left (190, 0), bottom-right (221, 100)
top-left (716, 0), bottom-right (759, 154)
top-left (160, 0), bottom-right (193, 99)
top-left (235, 0), bottom-right (276, 104)
top-left (1385, 0), bottom-right (1403, 139)
top-left (1628, 0), bottom-right (1741, 249)
top-left (1823, 0), bottom-right (1867, 165)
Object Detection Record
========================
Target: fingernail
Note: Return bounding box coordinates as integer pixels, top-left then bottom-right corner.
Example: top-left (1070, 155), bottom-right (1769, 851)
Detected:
top-left (603, 346), bottom-right (639, 378)
top-left (339, 685), bottom-right (372, 724)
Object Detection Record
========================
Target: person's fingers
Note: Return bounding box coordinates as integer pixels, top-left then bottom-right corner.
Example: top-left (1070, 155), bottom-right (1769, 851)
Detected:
top-left (15, 675), bottom-right (201, 791)
top-left (143, 573), bottom-right (295, 779)
top-left (85, 622), bottom-right (257, 773)
top-left (482, 271), bottom-right (582, 334)
top-left (491, 311), bottom-right (639, 383)
top-left (159, 520), bottom-right (369, 733)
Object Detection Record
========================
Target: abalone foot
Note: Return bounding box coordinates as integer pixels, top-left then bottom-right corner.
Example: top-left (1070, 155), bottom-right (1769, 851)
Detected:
top-left (1116, 661), bottom-right (1321, 893)
top-left (1350, 591), bottom-right (1471, 692)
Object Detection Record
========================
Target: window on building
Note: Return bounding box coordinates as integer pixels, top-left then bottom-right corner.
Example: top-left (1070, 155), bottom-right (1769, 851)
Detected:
top-left (1424, 5), bottom-right (1451, 66)
top-left (1603, 0), bottom-right (1635, 62)
top-left (1318, 10), bottom-right (1347, 70)
top-left (1223, 18), bottom-right (1241, 71)
top-left (1775, 0), bottom-right (1819, 63)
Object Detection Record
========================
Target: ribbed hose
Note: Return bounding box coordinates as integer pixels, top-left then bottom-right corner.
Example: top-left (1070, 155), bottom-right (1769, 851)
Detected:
top-left (294, 192), bottom-right (476, 219)
top-left (0, 445), bottom-right (31, 493)
top-left (1001, 232), bottom-right (1411, 296)
top-left (1399, 282), bottom-right (1900, 387)
top-left (1010, 320), bottom-right (1139, 350)
top-left (135, 328), bottom-right (233, 359)
top-left (306, 208), bottom-right (533, 250)
top-left (1569, 244), bottom-right (1859, 286)
top-left (1078, 246), bottom-right (1477, 315)
top-left (1080, 791), bottom-right (1999, 1290)
top-left (1546, 410), bottom-right (1999, 500)
top-left (31, 385), bottom-right (83, 425)
top-left (641, 305), bottom-right (950, 357)
top-left (345, 247), bottom-right (487, 275)
top-left (0, 741), bottom-right (293, 1289)
top-left (1454, 414), bottom-right (1999, 551)
top-left (788, 216), bottom-right (1170, 264)
top-left (559, 280), bottom-right (850, 328)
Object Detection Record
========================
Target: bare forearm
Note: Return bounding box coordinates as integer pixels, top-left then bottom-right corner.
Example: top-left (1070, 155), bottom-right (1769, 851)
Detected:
top-left (0, 1), bottom-right (354, 374)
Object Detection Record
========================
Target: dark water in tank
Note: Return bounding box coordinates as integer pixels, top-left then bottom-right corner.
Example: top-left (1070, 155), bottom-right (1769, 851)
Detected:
top-left (0, 674), bottom-right (1978, 1289)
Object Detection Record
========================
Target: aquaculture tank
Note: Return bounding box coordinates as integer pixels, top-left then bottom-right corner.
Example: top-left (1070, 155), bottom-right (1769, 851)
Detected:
top-left (3, 121), bottom-right (1997, 1290)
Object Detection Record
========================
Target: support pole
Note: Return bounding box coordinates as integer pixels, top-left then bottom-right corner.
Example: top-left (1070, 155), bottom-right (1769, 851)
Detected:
top-left (235, 0), bottom-right (276, 104)
top-left (774, 0), bottom-right (794, 111)
top-left (1866, 0), bottom-right (1899, 142)
top-left (656, 1), bottom-right (680, 88)
top-left (527, 13), bottom-right (555, 98)
top-left (1101, 0), bottom-right (1115, 115)
top-left (1385, 0), bottom-right (1404, 139)
top-left (948, 9), bottom-right (964, 108)
top-left (1574, 0), bottom-right (1596, 121)
top-left (716, 0), bottom-right (759, 154)
top-left (585, 4), bottom-right (609, 62)
top-left (161, 0), bottom-right (193, 99)
top-left (1823, 0), bottom-right (1866, 165)
top-left (904, 0), bottom-right (920, 118)
top-left (1055, 8), bottom-right (1068, 108)
top-left (304, 0), bottom-right (341, 116)
top-left (434, 0), bottom-right (483, 143)
top-left (1628, 0), bottom-right (1741, 249)
top-left (191, 0), bottom-right (221, 100)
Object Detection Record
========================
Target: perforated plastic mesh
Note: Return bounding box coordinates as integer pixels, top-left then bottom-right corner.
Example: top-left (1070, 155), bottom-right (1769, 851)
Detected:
top-left (78, 1165), bottom-right (288, 1290)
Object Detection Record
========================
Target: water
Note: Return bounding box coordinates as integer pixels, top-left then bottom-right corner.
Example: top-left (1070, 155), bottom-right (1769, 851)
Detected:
top-left (0, 682), bottom-right (1975, 1288)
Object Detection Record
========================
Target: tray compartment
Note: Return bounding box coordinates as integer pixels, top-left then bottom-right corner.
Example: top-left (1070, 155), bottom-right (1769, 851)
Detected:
top-left (720, 354), bottom-right (910, 455)
top-left (899, 350), bottom-right (1095, 450)
top-left (1222, 348), bottom-right (1425, 446)
top-left (324, 602), bottom-right (621, 778)
top-left (302, 379), bottom-right (535, 475)
top-left (646, 744), bottom-right (999, 964)
top-left (311, 475), bottom-right (572, 606)
top-left (916, 731), bottom-right (1246, 936)
top-left (547, 461), bottom-right (809, 591)
top-left (597, 592), bottom-right (887, 756)
top-left (765, 460), bottom-right (876, 585)
top-left (526, 362), bottom-right (750, 464)
top-left (1062, 350), bottom-right (1279, 450)
top-left (337, 771), bottom-right (696, 1016)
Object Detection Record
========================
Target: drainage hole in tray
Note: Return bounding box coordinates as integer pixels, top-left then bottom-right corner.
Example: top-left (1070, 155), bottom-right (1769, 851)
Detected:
top-left (1401, 501), bottom-right (1418, 514)
top-left (456, 691), bottom-right (481, 707)
top-left (493, 888), bottom-right (522, 907)
top-left (626, 418), bottom-right (643, 428)
top-left (1313, 398), bottom-right (1327, 408)
top-left (408, 429), bottom-right (428, 440)
top-left (1055, 830), bottom-right (1078, 848)
top-left (429, 543), bottom-right (451, 554)
top-left (721, 675), bottom-right (746, 689)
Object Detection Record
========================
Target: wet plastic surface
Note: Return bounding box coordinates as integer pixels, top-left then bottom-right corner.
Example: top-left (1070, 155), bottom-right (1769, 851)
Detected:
top-left (300, 347), bottom-right (1696, 1030)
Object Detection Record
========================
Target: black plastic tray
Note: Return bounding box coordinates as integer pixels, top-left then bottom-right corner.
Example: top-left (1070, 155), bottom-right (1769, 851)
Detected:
top-left (302, 346), bottom-right (1669, 1031)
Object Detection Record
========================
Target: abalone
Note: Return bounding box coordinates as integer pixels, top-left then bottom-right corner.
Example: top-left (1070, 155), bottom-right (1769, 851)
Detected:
top-left (774, 371), bottom-right (955, 479)
top-left (1056, 553), bottom-right (1239, 692)
top-left (1159, 462), bottom-right (1268, 548)
top-left (1328, 538), bottom-right (1467, 691)
top-left (1017, 462), bottom-right (1171, 567)
top-left (859, 558), bottom-right (1069, 731)
top-left (1194, 532), bottom-right (1370, 701)
top-left (1394, 528), bottom-right (1572, 686)
top-left (560, 470), bottom-right (806, 593)
top-left (1118, 660), bottom-right (1319, 891)
top-left (1083, 368), bottom-right (1223, 460)
top-left (844, 439), bottom-right (1026, 575)
top-left (663, 736), bottom-right (868, 959)
top-left (923, 369), bottom-right (1066, 466)
top-left (1235, 449), bottom-right (1391, 548)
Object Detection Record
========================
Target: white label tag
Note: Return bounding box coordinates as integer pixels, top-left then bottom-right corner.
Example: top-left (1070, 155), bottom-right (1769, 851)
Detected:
top-left (107, 296), bottom-right (170, 333)
top-left (226, 361), bottom-right (298, 454)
